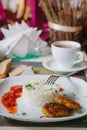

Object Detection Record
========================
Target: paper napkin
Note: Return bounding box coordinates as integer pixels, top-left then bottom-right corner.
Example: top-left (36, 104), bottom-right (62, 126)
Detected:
top-left (0, 21), bottom-right (50, 60)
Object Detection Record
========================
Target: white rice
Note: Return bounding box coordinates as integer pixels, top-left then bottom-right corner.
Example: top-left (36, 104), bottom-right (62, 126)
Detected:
top-left (22, 80), bottom-right (60, 106)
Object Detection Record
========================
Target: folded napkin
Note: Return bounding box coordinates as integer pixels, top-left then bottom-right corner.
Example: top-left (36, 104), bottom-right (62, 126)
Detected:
top-left (0, 21), bottom-right (50, 60)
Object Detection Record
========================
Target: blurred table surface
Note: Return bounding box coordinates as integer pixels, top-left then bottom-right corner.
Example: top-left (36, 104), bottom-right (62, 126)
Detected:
top-left (0, 54), bottom-right (87, 130)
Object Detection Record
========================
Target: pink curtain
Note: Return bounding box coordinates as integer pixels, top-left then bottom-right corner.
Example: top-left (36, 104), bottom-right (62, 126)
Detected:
top-left (26, 0), bottom-right (44, 29)
top-left (0, 0), bottom-right (6, 23)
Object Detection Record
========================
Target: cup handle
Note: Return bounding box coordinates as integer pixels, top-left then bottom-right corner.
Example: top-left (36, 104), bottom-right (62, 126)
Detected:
top-left (73, 51), bottom-right (84, 65)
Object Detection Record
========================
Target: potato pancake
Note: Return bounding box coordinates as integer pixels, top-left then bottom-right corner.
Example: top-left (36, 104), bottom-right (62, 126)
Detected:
top-left (56, 96), bottom-right (81, 110)
top-left (41, 102), bottom-right (69, 117)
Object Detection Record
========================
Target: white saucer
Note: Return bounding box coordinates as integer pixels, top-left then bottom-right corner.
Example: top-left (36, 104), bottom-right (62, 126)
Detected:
top-left (42, 57), bottom-right (87, 73)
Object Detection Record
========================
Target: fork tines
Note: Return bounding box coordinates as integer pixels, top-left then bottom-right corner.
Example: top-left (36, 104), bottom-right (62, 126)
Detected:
top-left (45, 75), bottom-right (59, 85)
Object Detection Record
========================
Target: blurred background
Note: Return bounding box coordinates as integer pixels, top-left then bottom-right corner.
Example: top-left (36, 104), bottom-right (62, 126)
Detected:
top-left (0, 0), bottom-right (87, 53)
top-left (0, 0), bottom-right (50, 41)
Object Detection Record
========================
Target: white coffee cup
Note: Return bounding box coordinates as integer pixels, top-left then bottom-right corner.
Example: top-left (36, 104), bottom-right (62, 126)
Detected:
top-left (51, 40), bottom-right (84, 69)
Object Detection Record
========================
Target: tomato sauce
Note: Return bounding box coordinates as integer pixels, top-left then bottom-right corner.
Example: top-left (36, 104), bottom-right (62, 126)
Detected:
top-left (59, 87), bottom-right (64, 92)
top-left (1, 85), bottom-right (22, 114)
top-left (10, 85), bottom-right (22, 98)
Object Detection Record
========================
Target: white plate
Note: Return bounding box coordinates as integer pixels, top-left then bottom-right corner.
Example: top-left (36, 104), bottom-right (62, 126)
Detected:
top-left (0, 75), bottom-right (87, 122)
top-left (42, 57), bottom-right (87, 73)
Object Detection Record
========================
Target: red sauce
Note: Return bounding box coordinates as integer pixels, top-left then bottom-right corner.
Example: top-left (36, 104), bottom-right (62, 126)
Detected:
top-left (59, 87), bottom-right (64, 92)
top-left (1, 85), bottom-right (22, 114)
top-left (10, 85), bottom-right (22, 98)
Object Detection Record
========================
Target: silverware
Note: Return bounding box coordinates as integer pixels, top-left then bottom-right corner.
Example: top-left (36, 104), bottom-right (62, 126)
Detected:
top-left (84, 69), bottom-right (87, 81)
top-left (45, 71), bottom-right (81, 85)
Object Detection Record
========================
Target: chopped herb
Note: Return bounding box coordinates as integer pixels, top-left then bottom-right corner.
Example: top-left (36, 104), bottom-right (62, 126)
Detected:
top-left (44, 88), bottom-right (54, 91)
top-left (51, 104), bottom-right (62, 110)
top-left (49, 88), bottom-right (53, 91)
top-left (22, 112), bottom-right (27, 115)
top-left (72, 93), bottom-right (76, 96)
top-left (55, 90), bottom-right (58, 93)
top-left (54, 105), bottom-right (63, 109)
top-left (25, 84), bottom-right (35, 90)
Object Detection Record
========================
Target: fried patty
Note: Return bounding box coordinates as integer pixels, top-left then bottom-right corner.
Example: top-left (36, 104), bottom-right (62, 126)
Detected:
top-left (55, 96), bottom-right (81, 110)
top-left (41, 102), bottom-right (69, 117)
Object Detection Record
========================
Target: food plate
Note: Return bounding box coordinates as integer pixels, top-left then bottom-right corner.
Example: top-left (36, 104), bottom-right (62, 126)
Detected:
top-left (42, 57), bottom-right (87, 73)
top-left (0, 75), bottom-right (87, 122)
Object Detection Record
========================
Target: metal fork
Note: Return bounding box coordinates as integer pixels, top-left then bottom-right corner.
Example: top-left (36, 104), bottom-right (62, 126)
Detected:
top-left (45, 71), bottom-right (79, 85)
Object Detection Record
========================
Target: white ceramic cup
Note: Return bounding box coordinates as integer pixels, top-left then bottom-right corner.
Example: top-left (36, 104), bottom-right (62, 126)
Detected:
top-left (51, 40), bottom-right (84, 69)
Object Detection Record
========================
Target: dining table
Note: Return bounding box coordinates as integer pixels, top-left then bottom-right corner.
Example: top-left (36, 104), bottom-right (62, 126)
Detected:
top-left (0, 54), bottom-right (87, 130)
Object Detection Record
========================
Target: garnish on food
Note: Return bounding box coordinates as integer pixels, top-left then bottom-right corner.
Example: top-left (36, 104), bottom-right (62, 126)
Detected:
top-left (41, 96), bottom-right (81, 118)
